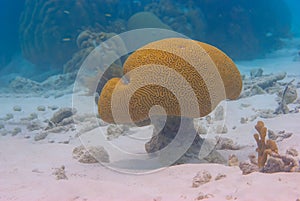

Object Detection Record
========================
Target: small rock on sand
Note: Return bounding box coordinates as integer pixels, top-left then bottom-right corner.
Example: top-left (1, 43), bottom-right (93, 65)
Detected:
top-left (73, 145), bottom-right (110, 163)
top-left (192, 170), bottom-right (212, 188)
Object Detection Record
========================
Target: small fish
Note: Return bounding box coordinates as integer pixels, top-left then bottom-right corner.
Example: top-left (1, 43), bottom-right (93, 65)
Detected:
top-left (62, 37), bottom-right (71, 42)
top-left (133, 0), bottom-right (141, 5)
top-left (265, 32), bottom-right (273, 37)
top-left (105, 13), bottom-right (112, 17)
top-left (63, 10), bottom-right (70, 15)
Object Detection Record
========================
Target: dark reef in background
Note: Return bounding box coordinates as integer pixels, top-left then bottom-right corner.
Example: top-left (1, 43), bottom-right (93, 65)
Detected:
top-left (2, 0), bottom-right (293, 72)
top-left (148, 0), bottom-right (292, 60)
top-left (17, 0), bottom-right (153, 70)
top-left (19, 0), bottom-right (117, 70)
top-left (0, 0), bottom-right (25, 69)
top-left (197, 0), bottom-right (292, 59)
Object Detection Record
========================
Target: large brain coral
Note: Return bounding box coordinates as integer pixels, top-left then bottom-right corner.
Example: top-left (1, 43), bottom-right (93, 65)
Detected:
top-left (98, 38), bottom-right (242, 124)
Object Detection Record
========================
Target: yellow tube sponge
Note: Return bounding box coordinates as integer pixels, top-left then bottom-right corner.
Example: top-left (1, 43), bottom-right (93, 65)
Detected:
top-left (98, 38), bottom-right (242, 124)
top-left (254, 121), bottom-right (279, 168)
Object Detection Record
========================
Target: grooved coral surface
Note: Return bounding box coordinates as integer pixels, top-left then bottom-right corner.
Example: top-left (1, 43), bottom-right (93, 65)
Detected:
top-left (98, 38), bottom-right (242, 124)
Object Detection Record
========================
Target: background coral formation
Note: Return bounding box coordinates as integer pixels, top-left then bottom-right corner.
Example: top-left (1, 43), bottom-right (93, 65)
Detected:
top-left (18, 0), bottom-right (122, 69)
top-left (2, 0), bottom-right (290, 73)
top-left (127, 11), bottom-right (171, 30)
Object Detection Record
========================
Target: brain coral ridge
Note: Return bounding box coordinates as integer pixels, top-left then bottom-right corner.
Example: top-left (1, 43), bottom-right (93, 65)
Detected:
top-left (98, 38), bottom-right (242, 124)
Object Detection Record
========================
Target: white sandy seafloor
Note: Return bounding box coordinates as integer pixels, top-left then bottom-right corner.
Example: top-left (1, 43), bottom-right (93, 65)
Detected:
top-left (1, 39), bottom-right (300, 201)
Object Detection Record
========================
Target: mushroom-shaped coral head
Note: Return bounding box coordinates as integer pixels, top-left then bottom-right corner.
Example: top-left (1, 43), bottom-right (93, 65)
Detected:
top-left (98, 38), bottom-right (242, 124)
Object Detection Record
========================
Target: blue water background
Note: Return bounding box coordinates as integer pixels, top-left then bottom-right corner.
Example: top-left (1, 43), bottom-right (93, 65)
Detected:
top-left (285, 0), bottom-right (300, 36)
top-left (0, 0), bottom-right (299, 85)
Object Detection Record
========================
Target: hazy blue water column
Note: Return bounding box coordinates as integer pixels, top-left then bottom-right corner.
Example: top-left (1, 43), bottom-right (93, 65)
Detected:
top-left (285, 0), bottom-right (300, 36)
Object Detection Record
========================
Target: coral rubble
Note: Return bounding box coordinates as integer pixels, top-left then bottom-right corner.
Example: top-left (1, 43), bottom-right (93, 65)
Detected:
top-left (241, 71), bottom-right (287, 98)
